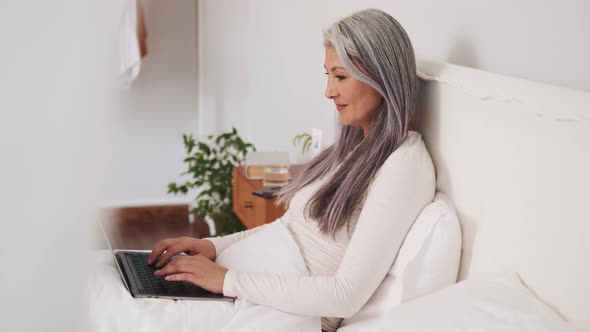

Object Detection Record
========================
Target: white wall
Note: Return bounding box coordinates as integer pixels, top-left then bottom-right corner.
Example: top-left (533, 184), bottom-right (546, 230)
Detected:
top-left (1, 2), bottom-right (117, 330)
top-left (108, 0), bottom-right (589, 201)
top-left (104, 0), bottom-right (199, 203)
top-left (199, 0), bottom-right (590, 154)
top-left (199, 0), bottom-right (339, 152)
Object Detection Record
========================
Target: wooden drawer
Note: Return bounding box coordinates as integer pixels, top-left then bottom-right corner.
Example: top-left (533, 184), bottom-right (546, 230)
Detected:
top-left (233, 169), bottom-right (258, 229)
top-left (233, 167), bottom-right (288, 229)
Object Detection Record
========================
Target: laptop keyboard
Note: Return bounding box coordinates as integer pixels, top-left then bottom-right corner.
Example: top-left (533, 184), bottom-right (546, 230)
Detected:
top-left (127, 252), bottom-right (187, 295)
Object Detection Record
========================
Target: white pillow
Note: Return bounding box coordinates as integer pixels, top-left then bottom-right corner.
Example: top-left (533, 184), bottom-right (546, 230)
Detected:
top-left (339, 273), bottom-right (584, 332)
top-left (341, 191), bottom-right (462, 327)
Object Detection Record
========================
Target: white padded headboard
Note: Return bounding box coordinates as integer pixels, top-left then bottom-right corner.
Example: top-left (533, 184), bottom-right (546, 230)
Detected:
top-left (415, 60), bottom-right (590, 329)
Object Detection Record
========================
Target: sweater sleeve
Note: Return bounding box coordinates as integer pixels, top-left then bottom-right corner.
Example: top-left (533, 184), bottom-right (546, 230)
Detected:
top-left (221, 140), bottom-right (436, 318)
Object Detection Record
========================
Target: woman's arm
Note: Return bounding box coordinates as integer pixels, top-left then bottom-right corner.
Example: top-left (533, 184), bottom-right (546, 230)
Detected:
top-left (221, 141), bottom-right (435, 318)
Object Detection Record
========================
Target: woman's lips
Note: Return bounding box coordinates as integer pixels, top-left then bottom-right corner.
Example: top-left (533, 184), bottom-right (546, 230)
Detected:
top-left (336, 104), bottom-right (347, 111)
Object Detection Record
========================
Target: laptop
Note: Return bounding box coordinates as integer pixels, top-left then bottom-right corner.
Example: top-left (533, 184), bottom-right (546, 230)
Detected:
top-left (99, 220), bottom-right (234, 302)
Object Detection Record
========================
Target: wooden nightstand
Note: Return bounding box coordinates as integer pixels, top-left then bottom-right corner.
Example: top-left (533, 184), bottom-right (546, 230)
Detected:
top-left (232, 165), bottom-right (303, 229)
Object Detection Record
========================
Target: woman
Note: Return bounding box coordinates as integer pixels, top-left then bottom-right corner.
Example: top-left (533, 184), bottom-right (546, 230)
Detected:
top-left (149, 8), bottom-right (435, 331)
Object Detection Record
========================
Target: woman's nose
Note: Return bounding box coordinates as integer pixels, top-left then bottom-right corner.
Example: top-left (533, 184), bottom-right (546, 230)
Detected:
top-left (325, 80), bottom-right (337, 99)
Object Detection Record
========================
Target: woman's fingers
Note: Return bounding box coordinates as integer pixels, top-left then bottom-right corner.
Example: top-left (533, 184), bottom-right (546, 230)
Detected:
top-left (155, 255), bottom-right (203, 276)
top-left (154, 255), bottom-right (227, 294)
top-left (164, 273), bottom-right (197, 283)
top-left (149, 237), bottom-right (201, 266)
top-left (148, 238), bottom-right (175, 264)
top-left (155, 242), bottom-right (190, 268)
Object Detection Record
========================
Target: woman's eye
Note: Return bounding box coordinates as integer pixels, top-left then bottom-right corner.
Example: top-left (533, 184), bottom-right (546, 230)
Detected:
top-left (324, 72), bottom-right (346, 81)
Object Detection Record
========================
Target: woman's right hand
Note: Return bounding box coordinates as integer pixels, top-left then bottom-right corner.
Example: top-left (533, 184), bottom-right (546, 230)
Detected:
top-left (148, 237), bottom-right (217, 268)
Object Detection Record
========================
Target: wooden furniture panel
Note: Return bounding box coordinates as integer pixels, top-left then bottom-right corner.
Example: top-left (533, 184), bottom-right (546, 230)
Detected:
top-left (233, 167), bottom-right (287, 229)
top-left (100, 204), bottom-right (210, 250)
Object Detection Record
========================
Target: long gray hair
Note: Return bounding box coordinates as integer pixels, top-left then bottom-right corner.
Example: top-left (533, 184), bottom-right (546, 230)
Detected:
top-left (277, 9), bottom-right (418, 236)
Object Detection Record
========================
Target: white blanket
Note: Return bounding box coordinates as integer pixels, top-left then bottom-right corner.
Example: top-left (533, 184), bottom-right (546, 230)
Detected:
top-left (86, 222), bottom-right (320, 332)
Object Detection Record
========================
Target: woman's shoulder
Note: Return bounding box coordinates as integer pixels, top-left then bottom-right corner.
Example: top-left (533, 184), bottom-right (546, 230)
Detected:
top-left (371, 131), bottom-right (435, 191)
top-left (385, 130), bottom-right (427, 159)
top-left (379, 130), bottom-right (434, 173)
top-left (401, 130), bottom-right (423, 148)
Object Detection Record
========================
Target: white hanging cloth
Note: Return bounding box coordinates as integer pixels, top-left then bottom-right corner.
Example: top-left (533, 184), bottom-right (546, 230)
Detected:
top-left (119, 0), bottom-right (146, 88)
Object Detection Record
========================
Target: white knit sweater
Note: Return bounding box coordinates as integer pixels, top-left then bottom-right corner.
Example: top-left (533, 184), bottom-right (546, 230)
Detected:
top-left (207, 131), bottom-right (435, 331)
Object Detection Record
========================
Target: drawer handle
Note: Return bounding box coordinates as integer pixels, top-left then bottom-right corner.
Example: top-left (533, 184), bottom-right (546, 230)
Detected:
top-left (244, 201), bottom-right (254, 208)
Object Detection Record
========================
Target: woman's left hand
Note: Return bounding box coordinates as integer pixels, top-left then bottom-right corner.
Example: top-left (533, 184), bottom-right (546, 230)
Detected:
top-left (154, 255), bottom-right (228, 294)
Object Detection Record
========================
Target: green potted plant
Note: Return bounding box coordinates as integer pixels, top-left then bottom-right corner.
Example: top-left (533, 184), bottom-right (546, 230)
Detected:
top-left (167, 127), bottom-right (256, 235)
top-left (292, 128), bottom-right (322, 163)
top-left (292, 132), bottom-right (313, 155)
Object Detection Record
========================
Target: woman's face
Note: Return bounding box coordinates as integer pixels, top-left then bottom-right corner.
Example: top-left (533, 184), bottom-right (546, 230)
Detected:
top-left (324, 47), bottom-right (382, 135)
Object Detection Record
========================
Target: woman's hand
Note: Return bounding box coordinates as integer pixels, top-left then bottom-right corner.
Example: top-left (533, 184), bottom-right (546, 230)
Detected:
top-left (148, 236), bottom-right (217, 268)
top-left (154, 255), bottom-right (228, 294)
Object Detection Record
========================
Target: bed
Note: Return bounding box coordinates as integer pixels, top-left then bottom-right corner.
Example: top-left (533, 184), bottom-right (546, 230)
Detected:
top-left (87, 61), bottom-right (590, 331)
top-left (415, 60), bottom-right (590, 330)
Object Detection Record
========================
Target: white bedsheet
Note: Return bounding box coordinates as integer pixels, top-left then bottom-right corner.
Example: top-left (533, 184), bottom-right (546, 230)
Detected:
top-left (85, 222), bottom-right (320, 332)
